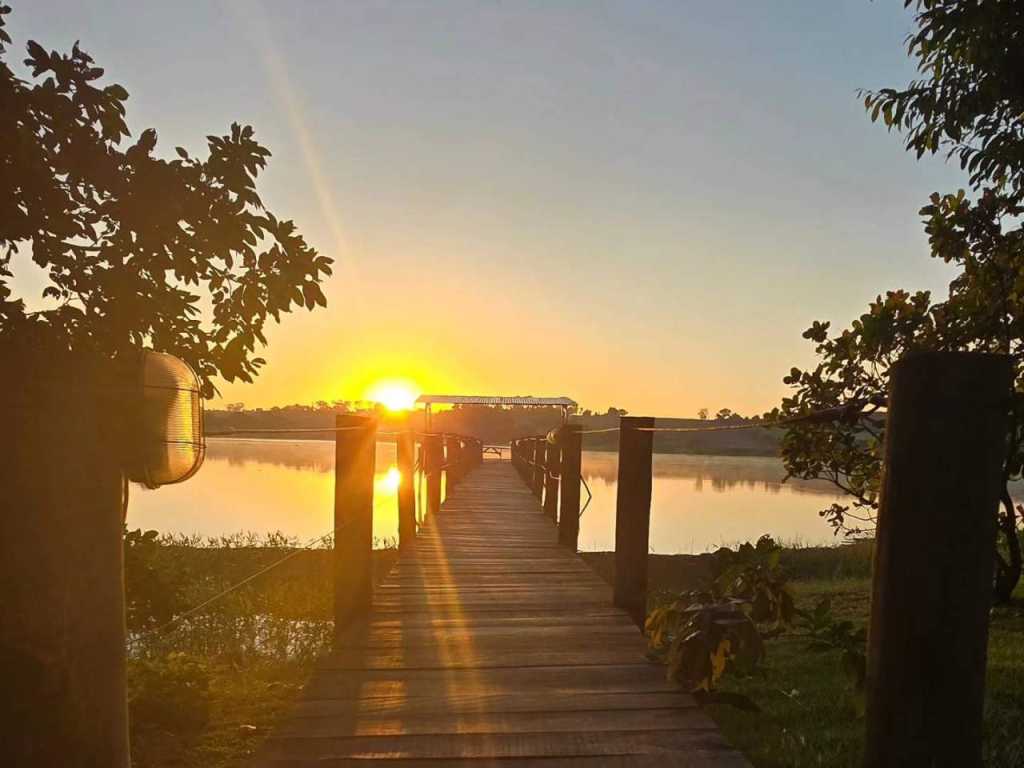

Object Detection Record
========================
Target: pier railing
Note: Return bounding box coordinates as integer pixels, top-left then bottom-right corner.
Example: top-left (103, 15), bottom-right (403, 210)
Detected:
top-left (510, 426), bottom-right (584, 550)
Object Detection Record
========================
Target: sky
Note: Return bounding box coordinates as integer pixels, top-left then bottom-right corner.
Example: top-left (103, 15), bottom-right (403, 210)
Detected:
top-left (7, 1), bottom-right (968, 416)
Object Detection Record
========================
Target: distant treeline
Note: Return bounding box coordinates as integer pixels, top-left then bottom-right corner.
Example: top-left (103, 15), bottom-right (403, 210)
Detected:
top-left (576, 414), bottom-right (782, 457)
top-left (205, 403), bottom-right (782, 457)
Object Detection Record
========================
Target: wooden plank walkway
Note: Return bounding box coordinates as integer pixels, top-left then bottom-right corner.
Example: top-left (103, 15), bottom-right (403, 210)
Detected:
top-left (253, 461), bottom-right (750, 767)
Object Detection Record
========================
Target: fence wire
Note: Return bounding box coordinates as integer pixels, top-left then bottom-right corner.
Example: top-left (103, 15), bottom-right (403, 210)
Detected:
top-left (204, 425), bottom-right (402, 437)
top-left (127, 523), bottom-right (347, 649)
top-left (573, 396), bottom-right (886, 436)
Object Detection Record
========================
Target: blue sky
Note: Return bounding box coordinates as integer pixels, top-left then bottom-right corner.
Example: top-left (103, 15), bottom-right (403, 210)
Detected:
top-left (7, 1), bottom-right (967, 414)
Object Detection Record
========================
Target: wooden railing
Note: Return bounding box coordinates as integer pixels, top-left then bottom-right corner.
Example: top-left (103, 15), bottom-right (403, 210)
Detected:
top-left (510, 426), bottom-right (583, 551)
top-left (510, 421), bottom-right (653, 626)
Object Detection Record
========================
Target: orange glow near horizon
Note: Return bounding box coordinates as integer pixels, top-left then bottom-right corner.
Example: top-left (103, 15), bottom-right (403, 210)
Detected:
top-left (365, 379), bottom-right (420, 412)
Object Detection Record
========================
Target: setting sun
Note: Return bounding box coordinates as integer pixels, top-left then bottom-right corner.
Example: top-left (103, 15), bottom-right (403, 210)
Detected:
top-left (365, 380), bottom-right (419, 411)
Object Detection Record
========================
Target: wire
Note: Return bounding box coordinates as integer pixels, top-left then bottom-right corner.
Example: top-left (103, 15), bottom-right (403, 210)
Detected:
top-left (579, 475), bottom-right (593, 518)
top-left (127, 524), bottom-right (347, 648)
top-left (205, 425), bottom-right (365, 436)
top-left (566, 397), bottom-right (886, 436)
top-left (204, 426), bottom-right (402, 437)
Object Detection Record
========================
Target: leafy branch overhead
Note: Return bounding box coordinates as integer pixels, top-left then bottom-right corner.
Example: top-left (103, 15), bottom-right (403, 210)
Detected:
top-left (777, 0), bottom-right (1024, 603)
top-left (862, 1), bottom-right (1024, 197)
top-left (0, 5), bottom-right (332, 396)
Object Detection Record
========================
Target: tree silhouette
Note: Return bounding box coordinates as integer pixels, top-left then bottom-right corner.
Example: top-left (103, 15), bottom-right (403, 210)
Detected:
top-left (0, 6), bottom-right (331, 396)
top-left (779, 0), bottom-right (1024, 601)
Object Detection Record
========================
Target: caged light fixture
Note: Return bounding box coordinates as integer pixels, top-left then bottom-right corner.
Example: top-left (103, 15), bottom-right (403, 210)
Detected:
top-left (124, 351), bottom-right (205, 488)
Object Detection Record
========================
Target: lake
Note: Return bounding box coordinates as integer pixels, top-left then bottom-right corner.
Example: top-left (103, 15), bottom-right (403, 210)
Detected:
top-left (126, 438), bottom-right (852, 553)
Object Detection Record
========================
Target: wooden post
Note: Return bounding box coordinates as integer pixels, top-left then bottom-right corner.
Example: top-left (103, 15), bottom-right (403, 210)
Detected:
top-left (446, 435), bottom-right (461, 491)
top-left (333, 414), bottom-right (377, 636)
top-left (864, 352), bottom-right (1011, 768)
top-left (614, 415), bottom-right (654, 627)
top-left (0, 346), bottom-right (129, 767)
top-left (543, 439), bottom-right (560, 520)
top-left (423, 433), bottom-right (443, 519)
top-left (532, 438), bottom-right (545, 499)
top-left (558, 424), bottom-right (583, 550)
top-left (397, 426), bottom-right (416, 553)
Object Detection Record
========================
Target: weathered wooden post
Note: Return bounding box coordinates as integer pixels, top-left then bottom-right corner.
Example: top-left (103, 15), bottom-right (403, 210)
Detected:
top-left (532, 438), bottom-right (545, 499)
top-left (614, 415), bottom-right (654, 627)
top-left (558, 424), bottom-right (583, 550)
top-left (423, 433), bottom-right (443, 519)
top-left (543, 438), bottom-right (560, 520)
top-left (0, 346), bottom-right (129, 766)
top-left (334, 413), bottom-right (377, 637)
top-left (397, 426), bottom-right (416, 553)
top-left (864, 352), bottom-right (1011, 768)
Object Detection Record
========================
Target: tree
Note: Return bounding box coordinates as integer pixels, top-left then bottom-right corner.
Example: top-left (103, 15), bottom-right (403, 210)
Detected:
top-left (779, 0), bottom-right (1024, 602)
top-left (697, 408), bottom-right (709, 420)
top-left (863, 1), bottom-right (1024, 198)
top-left (0, 6), bottom-right (331, 397)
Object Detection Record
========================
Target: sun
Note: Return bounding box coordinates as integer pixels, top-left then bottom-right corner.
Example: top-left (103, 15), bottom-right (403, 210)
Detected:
top-left (365, 380), bottom-right (419, 412)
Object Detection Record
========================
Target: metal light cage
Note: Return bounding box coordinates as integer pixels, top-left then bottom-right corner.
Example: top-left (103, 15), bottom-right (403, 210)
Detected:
top-left (126, 351), bottom-right (205, 488)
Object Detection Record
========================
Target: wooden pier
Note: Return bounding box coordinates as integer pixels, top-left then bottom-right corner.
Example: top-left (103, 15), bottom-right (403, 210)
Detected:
top-left (252, 460), bottom-right (749, 766)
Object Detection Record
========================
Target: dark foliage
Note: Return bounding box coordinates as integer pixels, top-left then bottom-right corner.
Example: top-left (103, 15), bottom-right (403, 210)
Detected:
top-left (778, 0), bottom-right (1024, 601)
top-left (863, 1), bottom-right (1024, 196)
top-left (0, 6), bottom-right (331, 396)
top-left (646, 536), bottom-right (794, 702)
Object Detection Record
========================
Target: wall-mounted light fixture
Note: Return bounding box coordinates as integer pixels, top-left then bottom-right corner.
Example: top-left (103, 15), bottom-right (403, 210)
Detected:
top-left (125, 351), bottom-right (205, 488)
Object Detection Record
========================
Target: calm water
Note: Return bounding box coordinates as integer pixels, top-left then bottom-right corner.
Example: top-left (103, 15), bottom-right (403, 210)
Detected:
top-left (127, 438), bottom-right (851, 553)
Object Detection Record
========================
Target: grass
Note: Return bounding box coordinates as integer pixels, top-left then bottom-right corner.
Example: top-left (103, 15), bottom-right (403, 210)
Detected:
top-left (610, 545), bottom-right (1024, 768)
top-left (703, 579), bottom-right (870, 768)
top-left (128, 656), bottom-right (313, 768)
top-left (126, 531), bottom-right (398, 768)
top-left (129, 536), bottom-right (1023, 767)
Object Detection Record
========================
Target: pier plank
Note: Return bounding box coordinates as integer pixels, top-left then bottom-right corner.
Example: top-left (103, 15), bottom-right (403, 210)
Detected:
top-left (251, 461), bottom-right (749, 767)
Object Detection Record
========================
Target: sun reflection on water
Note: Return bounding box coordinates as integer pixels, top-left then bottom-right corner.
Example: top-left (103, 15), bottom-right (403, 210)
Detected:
top-left (377, 466), bottom-right (402, 494)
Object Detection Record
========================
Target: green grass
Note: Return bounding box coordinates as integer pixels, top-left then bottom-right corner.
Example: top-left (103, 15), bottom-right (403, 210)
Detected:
top-left (633, 554), bottom-right (1024, 768)
top-left (702, 579), bottom-right (870, 768)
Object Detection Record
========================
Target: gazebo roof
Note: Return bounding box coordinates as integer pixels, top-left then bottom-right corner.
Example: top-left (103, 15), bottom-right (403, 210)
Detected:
top-left (415, 395), bottom-right (576, 407)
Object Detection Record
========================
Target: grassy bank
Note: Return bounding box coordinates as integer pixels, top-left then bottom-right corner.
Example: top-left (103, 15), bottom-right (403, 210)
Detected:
top-left (129, 537), bottom-right (1022, 767)
top-left (126, 531), bottom-right (398, 768)
top-left (585, 544), bottom-right (1024, 767)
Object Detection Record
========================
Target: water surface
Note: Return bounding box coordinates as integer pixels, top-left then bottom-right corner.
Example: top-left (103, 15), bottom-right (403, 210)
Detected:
top-left (127, 439), bottom-right (855, 553)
